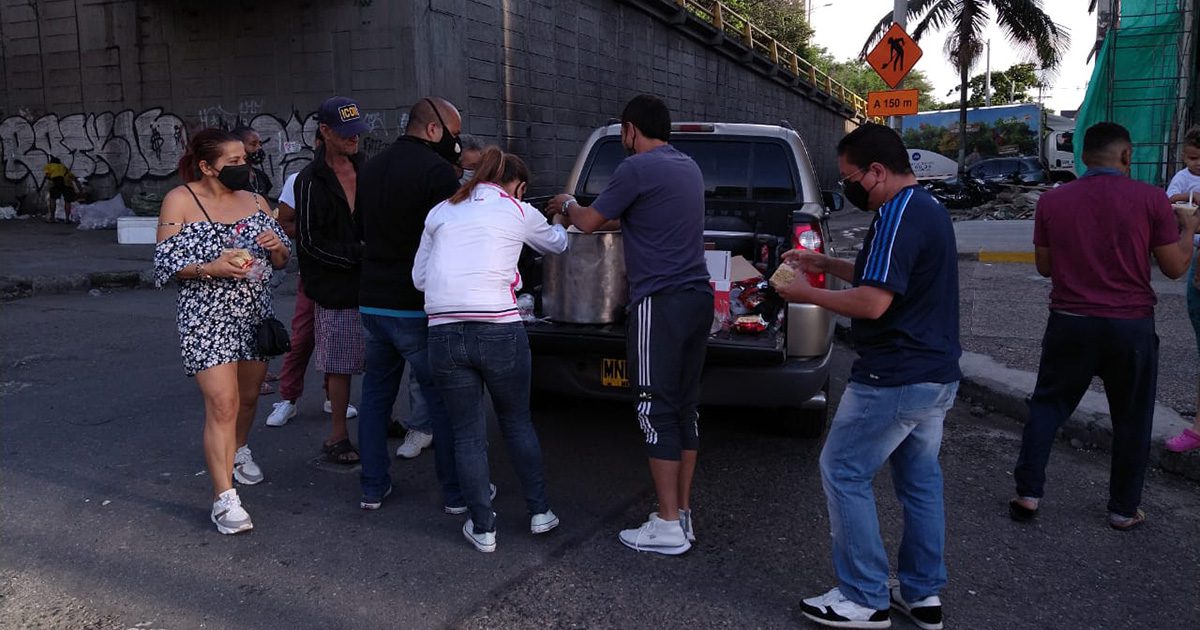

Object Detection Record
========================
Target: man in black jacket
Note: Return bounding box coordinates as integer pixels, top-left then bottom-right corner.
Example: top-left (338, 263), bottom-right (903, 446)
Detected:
top-left (355, 97), bottom-right (464, 510)
top-left (295, 96), bottom-right (368, 465)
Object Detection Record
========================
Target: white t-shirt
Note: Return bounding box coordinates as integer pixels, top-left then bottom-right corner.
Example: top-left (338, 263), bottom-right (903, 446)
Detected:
top-left (1166, 168), bottom-right (1200, 198)
top-left (277, 172), bottom-right (299, 207)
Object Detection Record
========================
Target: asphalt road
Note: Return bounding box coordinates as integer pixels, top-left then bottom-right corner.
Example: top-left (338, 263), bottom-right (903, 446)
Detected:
top-left (2, 287), bottom-right (1198, 630)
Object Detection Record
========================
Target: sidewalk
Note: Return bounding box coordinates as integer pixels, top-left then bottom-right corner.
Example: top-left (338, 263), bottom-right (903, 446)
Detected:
top-left (6, 216), bottom-right (1199, 478)
top-left (0, 219), bottom-right (154, 298)
top-left (954, 219), bottom-right (1036, 262)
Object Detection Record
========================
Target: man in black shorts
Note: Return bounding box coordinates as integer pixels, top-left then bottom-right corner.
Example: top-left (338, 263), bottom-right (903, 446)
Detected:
top-left (549, 95), bottom-right (711, 555)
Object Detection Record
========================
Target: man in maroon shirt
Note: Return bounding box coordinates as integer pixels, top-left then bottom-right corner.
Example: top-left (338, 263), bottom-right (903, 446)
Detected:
top-left (1011, 123), bottom-right (1199, 530)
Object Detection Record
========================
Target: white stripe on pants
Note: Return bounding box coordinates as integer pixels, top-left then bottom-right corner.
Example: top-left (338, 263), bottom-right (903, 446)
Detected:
top-left (636, 297), bottom-right (657, 445)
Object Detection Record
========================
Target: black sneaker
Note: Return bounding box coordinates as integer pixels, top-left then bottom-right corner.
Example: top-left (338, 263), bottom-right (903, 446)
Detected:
top-left (359, 486), bottom-right (393, 511)
top-left (889, 587), bottom-right (943, 630)
top-left (800, 587), bottom-right (891, 628)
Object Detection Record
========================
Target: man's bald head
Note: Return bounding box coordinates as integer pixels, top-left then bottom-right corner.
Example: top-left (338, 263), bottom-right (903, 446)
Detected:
top-left (406, 97), bottom-right (461, 141)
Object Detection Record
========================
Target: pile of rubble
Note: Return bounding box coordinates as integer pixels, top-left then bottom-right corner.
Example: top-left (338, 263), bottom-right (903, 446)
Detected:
top-left (951, 185), bottom-right (1047, 221)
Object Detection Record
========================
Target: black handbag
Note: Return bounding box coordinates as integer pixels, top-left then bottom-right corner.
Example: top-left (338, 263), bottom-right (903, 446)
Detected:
top-left (256, 316), bottom-right (292, 357)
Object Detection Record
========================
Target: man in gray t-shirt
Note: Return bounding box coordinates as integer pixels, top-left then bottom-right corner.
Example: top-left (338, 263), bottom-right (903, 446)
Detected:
top-left (549, 95), bottom-right (712, 556)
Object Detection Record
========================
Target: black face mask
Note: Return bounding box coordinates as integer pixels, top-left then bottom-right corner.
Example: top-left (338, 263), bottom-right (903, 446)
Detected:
top-left (426, 98), bottom-right (461, 164)
top-left (217, 163), bottom-right (253, 192)
top-left (843, 179), bottom-right (871, 211)
top-left (247, 149), bottom-right (266, 165)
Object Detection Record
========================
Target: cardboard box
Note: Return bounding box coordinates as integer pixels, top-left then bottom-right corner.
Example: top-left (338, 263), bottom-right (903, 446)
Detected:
top-left (705, 250), bottom-right (730, 281)
top-left (730, 256), bottom-right (762, 283)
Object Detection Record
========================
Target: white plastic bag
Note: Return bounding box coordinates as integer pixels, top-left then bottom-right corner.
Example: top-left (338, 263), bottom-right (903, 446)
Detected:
top-left (75, 195), bottom-right (134, 230)
top-left (0, 206), bottom-right (17, 220)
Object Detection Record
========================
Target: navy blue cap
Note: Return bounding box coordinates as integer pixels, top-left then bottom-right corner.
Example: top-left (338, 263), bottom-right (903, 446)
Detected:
top-left (317, 96), bottom-right (370, 138)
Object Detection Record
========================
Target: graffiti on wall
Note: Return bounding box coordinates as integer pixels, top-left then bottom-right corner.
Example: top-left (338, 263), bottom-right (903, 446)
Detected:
top-left (1, 106), bottom-right (394, 199)
top-left (0, 109), bottom-right (187, 190)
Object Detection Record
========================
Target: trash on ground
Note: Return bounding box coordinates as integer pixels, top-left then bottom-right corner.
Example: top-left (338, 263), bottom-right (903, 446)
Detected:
top-left (75, 195), bottom-right (134, 230)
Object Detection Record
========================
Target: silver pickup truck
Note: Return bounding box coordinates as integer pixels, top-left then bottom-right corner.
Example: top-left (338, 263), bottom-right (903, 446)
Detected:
top-left (523, 122), bottom-right (844, 436)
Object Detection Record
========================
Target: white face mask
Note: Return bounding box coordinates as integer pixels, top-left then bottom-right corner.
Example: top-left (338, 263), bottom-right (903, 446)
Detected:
top-left (459, 169), bottom-right (475, 185)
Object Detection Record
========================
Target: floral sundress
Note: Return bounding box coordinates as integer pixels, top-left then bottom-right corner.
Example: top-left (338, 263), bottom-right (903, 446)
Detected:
top-left (154, 201), bottom-right (291, 376)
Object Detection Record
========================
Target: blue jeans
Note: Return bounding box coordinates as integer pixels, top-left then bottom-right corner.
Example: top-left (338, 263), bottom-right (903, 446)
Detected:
top-left (428, 322), bottom-right (549, 533)
top-left (404, 377), bottom-right (430, 433)
top-left (358, 313), bottom-right (459, 504)
top-left (820, 380), bottom-right (959, 610)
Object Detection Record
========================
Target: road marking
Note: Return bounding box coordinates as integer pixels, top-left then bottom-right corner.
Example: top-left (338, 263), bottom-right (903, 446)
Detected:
top-left (977, 251), bottom-right (1036, 264)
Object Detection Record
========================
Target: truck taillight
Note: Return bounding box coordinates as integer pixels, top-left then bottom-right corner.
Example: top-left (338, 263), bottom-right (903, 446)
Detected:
top-left (793, 223), bottom-right (826, 288)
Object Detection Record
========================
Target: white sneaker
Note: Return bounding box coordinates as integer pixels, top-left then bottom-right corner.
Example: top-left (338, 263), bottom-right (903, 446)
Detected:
top-left (462, 518), bottom-right (496, 553)
top-left (889, 586), bottom-right (943, 630)
top-left (444, 483), bottom-right (497, 515)
top-left (618, 512), bottom-right (691, 555)
top-left (800, 587), bottom-right (891, 629)
top-left (396, 429), bottom-right (433, 459)
top-left (211, 489), bottom-right (253, 535)
top-left (232, 445), bottom-right (264, 485)
top-left (679, 508), bottom-right (695, 543)
top-left (531, 510), bottom-right (560, 534)
top-left (323, 400), bottom-right (358, 418)
top-left (266, 400), bottom-right (297, 427)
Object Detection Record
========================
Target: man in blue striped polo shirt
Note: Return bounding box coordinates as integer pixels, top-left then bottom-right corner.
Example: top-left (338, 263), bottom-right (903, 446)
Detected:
top-left (778, 123), bottom-right (961, 630)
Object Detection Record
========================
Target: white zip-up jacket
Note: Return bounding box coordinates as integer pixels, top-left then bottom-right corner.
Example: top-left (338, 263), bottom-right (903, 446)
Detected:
top-left (413, 183), bottom-right (568, 326)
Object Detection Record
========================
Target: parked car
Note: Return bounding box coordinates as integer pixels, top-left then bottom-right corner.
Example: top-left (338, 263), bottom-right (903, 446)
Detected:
top-left (967, 157), bottom-right (1050, 186)
top-left (520, 122), bottom-right (843, 437)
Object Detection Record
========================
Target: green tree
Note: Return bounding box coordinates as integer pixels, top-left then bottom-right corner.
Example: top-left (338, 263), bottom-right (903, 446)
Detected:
top-left (725, 0), bottom-right (816, 59)
top-left (824, 59), bottom-right (942, 111)
top-left (861, 1), bottom-right (1069, 174)
top-left (946, 62), bottom-right (1042, 107)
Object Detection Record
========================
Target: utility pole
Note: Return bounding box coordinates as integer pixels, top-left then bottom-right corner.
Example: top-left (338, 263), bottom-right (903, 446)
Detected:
top-left (985, 39), bottom-right (992, 107)
top-left (890, 0), bottom-right (907, 130)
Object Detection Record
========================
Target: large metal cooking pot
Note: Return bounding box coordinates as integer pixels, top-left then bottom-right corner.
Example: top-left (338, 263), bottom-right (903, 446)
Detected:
top-left (542, 231), bottom-right (627, 324)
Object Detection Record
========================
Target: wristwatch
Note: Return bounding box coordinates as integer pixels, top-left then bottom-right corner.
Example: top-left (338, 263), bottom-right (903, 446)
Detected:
top-left (561, 197), bottom-right (577, 216)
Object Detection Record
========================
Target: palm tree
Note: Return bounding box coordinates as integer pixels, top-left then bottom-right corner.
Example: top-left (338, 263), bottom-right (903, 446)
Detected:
top-left (861, 1), bottom-right (1070, 174)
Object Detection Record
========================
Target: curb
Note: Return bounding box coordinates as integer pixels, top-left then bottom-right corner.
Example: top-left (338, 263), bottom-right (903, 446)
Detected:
top-left (957, 250), bottom-right (1036, 264)
top-left (0, 269), bottom-right (154, 300)
top-left (957, 351), bottom-right (1200, 482)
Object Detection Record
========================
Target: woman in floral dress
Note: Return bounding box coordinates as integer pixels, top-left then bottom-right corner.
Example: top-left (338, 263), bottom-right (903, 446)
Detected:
top-left (155, 128), bottom-right (290, 535)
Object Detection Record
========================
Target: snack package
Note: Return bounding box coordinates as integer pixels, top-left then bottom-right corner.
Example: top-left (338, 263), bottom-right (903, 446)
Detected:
top-left (224, 248), bottom-right (254, 269)
top-left (769, 262), bottom-right (798, 290)
top-left (733, 314), bottom-right (767, 334)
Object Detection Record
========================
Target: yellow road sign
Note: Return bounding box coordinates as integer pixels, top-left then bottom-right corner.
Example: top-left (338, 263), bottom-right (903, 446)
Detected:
top-left (867, 89), bottom-right (920, 117)
top-left (867, 23), bottom-right (923, 89)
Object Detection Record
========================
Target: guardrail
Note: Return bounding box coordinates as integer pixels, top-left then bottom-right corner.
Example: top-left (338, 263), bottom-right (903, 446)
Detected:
top-left (674, 0), bottom-right (869, 119)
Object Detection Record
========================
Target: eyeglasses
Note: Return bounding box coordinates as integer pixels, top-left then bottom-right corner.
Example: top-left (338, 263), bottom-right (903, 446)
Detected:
top-left (837, 167), bottom-right (868, 188)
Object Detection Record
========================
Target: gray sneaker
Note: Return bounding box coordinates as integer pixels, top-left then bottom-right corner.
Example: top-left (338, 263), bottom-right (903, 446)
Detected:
top-left (233, 445), bottom-right (264, 485)
top-left (211, 489), bottom-right (253, 535)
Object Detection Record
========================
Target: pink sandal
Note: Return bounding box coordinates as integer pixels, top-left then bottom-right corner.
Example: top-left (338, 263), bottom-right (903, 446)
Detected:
top-left (1164, 428), bottom-right (1200, 453)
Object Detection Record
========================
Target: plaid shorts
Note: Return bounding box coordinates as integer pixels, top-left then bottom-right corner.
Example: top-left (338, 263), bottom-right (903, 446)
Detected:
top-left (314, 305), bottom-right (364, 375)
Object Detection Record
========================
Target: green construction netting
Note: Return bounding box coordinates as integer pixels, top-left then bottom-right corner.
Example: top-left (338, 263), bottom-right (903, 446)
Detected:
top-left (1073, 0), bottom-right (1184, 184)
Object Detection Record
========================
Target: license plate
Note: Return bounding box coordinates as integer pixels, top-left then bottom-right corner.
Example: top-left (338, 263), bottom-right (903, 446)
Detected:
top-left (601, 358), bottom-right (629, 388)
